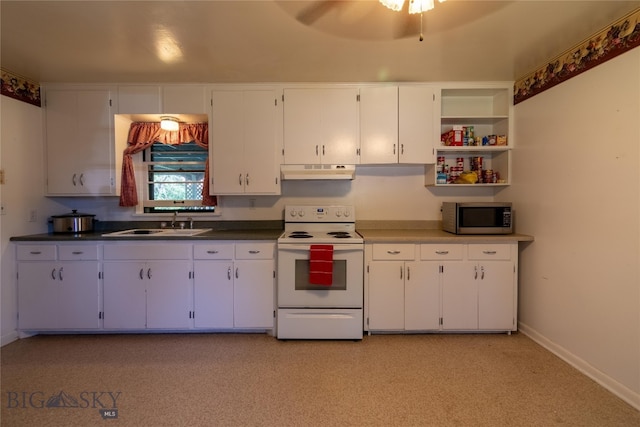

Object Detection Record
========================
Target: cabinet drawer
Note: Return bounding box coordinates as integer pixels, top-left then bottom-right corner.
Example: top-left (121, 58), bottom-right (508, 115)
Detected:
top-left (104, 243), bottom-right (192, 260)
top-left (193, 243), bottom-right (234, 260)
top-left (16, 245), bottom-right (56, 261)
top-left (420, 244), bottom-right (463, 260)
top-left (235, 243), bottom-right (274, 259)
top-left (58, 244), bottom-right (100, 260)
top-left (467, 244), bottom-right (512, 260)
top-left (371, 244), bottom-right (415, 260)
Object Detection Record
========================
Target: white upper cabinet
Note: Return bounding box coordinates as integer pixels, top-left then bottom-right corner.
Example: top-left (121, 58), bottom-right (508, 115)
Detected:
top-left (398, 85), bottom-right (437, 164)
top-left (359, 86), bottom-right (399, 164)
top-left (211, 88), bottom-right (282, 195)
top-left (117, 84), bottom-right (208, 114)
top-left (117, 85), bottom-right (162, 114)
top-left (360, 85), bottom-right (437, 164)
top-left (162, 84), bottom-right (209, 114)
top-left (283, 87), bottom-right (359, 165)
top-left (44, 87), bottom-right (115, 196)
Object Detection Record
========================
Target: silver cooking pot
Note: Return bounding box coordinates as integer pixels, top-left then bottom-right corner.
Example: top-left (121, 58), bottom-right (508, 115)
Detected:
top-left (51, 210), bottom-right (96, 233)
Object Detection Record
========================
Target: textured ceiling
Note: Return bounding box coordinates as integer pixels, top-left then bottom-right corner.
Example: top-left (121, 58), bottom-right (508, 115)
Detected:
top-left (1, 1), bottom-right (639, 84)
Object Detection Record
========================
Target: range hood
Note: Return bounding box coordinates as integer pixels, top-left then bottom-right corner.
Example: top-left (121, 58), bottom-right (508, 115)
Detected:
top-left (280, 164), bottom-right (356, 181)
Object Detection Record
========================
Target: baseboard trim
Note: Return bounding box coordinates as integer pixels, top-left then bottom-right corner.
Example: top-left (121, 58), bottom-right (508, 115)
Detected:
top-left (518, 321), bottom-right (640, 411)
top-left (1, 330), bottom-right (19, 347)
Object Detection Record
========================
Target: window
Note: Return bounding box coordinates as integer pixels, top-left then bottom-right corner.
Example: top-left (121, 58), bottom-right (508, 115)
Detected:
top-left (142, 141), bottom-right (215, 213)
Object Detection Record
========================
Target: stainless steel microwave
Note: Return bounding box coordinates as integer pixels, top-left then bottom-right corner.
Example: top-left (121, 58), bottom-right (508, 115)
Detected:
top-left (442, 202), bottom-right (512, 235)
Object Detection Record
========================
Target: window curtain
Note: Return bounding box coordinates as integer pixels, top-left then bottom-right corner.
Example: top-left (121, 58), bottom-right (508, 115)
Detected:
top-left (119, 122), bottom-right (217, 207)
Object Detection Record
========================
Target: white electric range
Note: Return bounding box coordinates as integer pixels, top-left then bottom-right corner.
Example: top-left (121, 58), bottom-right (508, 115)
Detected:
top-left (276, 205), bottom-right (364, 340)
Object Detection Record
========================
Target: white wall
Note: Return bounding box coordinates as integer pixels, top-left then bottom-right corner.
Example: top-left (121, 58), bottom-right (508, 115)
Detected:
top-left (0, 96), bottom-right (60, 345)
top-left (501, 49), bottom-right (640, 409)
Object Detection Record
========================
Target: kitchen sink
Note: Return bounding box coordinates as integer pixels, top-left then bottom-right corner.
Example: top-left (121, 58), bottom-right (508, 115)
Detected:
top-left (102, 228), bottom-right (212, 237)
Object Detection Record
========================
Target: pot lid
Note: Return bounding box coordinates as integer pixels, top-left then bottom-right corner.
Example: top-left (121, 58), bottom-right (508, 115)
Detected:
top-left (51, 209), bottom-right (96, 218)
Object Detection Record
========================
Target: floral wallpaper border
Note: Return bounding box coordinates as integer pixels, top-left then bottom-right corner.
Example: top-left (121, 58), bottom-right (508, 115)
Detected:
top-left (514, 8), bottom-right (640, 105)
top-left (1, 69), bottom-right (41, 107)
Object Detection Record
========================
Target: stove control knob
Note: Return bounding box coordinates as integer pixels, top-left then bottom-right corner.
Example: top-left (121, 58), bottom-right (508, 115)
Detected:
top-left (335, 210), bottom-right (342, 217)
top-left (298, 210), bottom-right (305, 217)
top-left (289, 209), bottom-right (297, 217)
top-left (343, 210), bottom-right (351, 217)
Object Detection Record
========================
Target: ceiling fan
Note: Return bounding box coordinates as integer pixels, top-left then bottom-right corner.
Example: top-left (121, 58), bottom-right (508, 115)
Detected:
top-left (283, 0), bottom-right (424, 41)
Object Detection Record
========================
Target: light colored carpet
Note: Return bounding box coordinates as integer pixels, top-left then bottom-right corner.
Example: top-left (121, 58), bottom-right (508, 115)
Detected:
top-left (1, 332), bottom-right (638, 426)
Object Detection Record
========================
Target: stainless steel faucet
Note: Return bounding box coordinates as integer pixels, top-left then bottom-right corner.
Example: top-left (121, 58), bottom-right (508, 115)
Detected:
top-left (187, 217), bottom-right (194, 229)
top-left (171, 212), bottom-right (178, 228)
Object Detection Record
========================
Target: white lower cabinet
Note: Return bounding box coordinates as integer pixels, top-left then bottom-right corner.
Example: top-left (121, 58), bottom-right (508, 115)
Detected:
top-left (193, 242), bottom-right (275, 330)
top-left (17, 244), bottom-right (101, 330)
top-left (103, 243), bottom-right (192, 330)
top-left (366, 242), bottom-right (517, 333)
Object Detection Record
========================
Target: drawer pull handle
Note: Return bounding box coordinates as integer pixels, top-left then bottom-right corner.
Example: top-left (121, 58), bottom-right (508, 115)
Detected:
top-left (387, 250), bottom-right (401, 255)
top-left (147, 268), bottom-right (152, 280)
top-left (206, 250), bottom-right (219, 254)
top-left (58, 267), bottom-right (64, 281)
top-left (227, 267), bottom-right (231, 280)
top-left (139, 268), bottom-right (144, 280)
top-left (248, 250), bottom-right (260, 254)
top-left (435, 250), bottom-right (449, 255)
top-left (51, 268), bottom-right (57, 280)
top-left (482, 250), bottom-right (497, 255)
top-left (30, 251), bottom-right (42, 255)
top-left (235, 267), bottom-right (239, 279)
top-left (72, 251), bottom-right (84, 255)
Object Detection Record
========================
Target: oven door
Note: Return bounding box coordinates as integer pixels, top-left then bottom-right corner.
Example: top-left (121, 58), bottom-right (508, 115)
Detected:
top-left (277, 243), bottom-right (363, 308)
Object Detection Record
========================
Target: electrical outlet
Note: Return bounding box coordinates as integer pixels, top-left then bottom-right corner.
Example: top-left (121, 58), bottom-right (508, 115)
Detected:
top-left (28, 210), bottom-right (37, 222)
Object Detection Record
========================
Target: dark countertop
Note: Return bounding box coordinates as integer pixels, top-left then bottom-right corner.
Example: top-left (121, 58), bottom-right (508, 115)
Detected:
top-left (10, 221), bottom-right (284, 242)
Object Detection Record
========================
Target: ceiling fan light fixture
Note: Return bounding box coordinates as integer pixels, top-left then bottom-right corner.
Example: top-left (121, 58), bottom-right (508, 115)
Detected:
top-left (408, 0), bottom-right (434, 14)
top-left (160, 116), bottom-right (180, 131)
top-left (380, 0), bottom-right (405, 12)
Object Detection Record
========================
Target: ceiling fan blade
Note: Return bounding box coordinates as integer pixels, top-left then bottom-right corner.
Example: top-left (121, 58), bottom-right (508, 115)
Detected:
top-left (296, 1), bottom-right (342, 25)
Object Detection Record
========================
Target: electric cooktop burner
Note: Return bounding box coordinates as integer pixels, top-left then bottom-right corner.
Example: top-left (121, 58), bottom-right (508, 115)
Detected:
top-left (328, 231), bottom-right (352, 238)
top-left (288, 232), bottom-right (313, 238)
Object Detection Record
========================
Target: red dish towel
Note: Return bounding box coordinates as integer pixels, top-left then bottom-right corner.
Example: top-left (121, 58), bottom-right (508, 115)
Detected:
top-left (309, 245), bottom-right (334, 286)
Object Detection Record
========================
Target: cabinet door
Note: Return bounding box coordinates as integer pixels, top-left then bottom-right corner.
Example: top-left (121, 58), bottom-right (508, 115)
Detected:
top-left (404, 261), bottom-right (440, 331)
top-left (193, 261), bottom-right (234, 328)
top-left (233, 260), bottom-right (274, 328)
top-left (45, 90), bottom-right (114, 195)
top-left (322, 88), bottom-right (359, 164)
top-left (283, 88), bottom-right (323, 164)
top-left (57, 262), bottom-right (101, 329)
top-left (211, 90), bottom-right (245, 193)
top-left (17, 263), bottom-right (58, 329)
top-left (367, 261), bottom-right (405, 330)
top-left (145, 261), bottom-right (192, 329)
top-left (163, 85), bottom-right (208, 114)
top-left (360, 86), bottom-right (398, 164)
top-left (478, 261), bottom-right (515, 330)
top-left (103, 262), bottom-right (147, 329)
top-left (242, 90), bottom-right (281, 194)
top-left (399, 85), bottom-right (436, 164)
top-left (117, 85), bottom-right (161, 113)
top-left (441, 261), bottom-right (478, 330)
